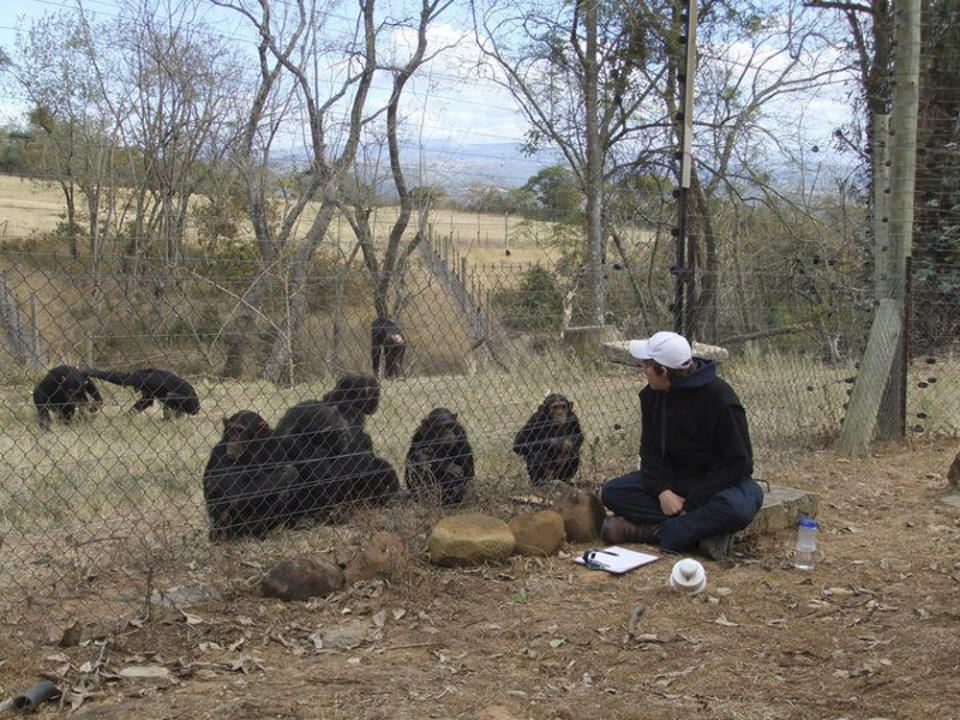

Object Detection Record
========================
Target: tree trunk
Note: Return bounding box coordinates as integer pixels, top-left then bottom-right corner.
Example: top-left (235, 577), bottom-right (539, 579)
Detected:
top-left (581, 0), bottom-right (604, 326)
top-left (691, 174), bottom-right (718, 341)
top-left (262, 198), bottom-right (338, 384)
top-left (59, 179), bottom-right (78, 258)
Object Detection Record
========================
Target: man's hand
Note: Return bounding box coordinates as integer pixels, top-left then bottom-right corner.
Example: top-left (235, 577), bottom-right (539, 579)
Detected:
top-left (658, 489), bottom-right (685, 516)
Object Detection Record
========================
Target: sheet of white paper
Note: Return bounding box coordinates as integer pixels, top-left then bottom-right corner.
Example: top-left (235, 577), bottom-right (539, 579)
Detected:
top-left (574, 545), bottom-right (660, 574)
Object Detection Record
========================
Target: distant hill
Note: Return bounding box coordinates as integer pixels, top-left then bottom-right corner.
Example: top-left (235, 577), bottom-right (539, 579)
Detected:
top-left (273, 140), bottom-right (559, 199)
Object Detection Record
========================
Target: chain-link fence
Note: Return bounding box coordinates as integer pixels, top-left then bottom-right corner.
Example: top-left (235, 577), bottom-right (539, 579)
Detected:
top-left (0, 244), bottom-right (957, 625)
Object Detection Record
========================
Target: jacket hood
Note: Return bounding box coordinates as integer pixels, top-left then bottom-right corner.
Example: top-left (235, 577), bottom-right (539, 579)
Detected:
top-left (670, 357), bottom-right (717, 390)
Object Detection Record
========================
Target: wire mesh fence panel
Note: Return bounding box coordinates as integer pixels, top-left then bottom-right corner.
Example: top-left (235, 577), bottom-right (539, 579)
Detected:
top-left (0, 248), bottom-right (958, 623)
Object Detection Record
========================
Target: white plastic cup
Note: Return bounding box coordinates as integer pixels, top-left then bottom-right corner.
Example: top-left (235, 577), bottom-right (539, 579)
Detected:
top-left (670, 558), bottom-right (707, 594)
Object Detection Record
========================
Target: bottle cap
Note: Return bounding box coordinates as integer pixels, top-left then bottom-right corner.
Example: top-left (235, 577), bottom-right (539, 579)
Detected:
top-left (799, 516), bottom-right (818, 530)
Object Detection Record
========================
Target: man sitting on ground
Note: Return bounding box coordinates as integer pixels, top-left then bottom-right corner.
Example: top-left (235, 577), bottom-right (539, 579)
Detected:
top-left (600, 331), bottom-right (763, 560)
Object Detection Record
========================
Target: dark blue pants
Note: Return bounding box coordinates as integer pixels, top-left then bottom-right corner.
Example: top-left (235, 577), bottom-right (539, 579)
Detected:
top-left (600, 472), bottom-right (764, 552)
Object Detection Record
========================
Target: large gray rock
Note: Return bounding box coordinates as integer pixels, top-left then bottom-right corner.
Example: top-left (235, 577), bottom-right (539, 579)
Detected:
top-left (603, 339), bottom-right (729, 366)
top-left (553, 489), bottom-right (605, 543)
top-left (261, 557), bottom-right (345, 601)
top-left (427, 513), bottom-right (515, 567)
top-left (508, 510), bottom-right (565, 556)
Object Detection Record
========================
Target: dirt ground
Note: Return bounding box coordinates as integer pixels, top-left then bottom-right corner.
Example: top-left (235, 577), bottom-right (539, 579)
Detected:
top-left (1, 439), bottom-right (958, 720)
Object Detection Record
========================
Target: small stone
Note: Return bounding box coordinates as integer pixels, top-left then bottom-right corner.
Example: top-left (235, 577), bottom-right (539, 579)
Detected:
top-left (261, 557), bottom-right (345, 601)
top-left (553, 489), bottom-right (605, 542)
top-left (344, 532), bottom-right (407, 584)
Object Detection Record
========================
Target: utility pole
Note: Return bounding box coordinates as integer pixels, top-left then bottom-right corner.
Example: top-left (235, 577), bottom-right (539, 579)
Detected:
top-left (673, 0), bottom-right (697, 337)
top-left (837, 0), bottom-right (920, 454)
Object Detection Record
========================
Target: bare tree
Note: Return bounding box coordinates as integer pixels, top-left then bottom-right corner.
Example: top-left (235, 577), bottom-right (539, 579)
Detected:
top-left (626, 0), bottom-right (851, 341)
top-left (339, 0), bottom-right (456, 321)
top-left (471, 0), bottom-right (660, 327)
top-left (114, 0), bottom-right (245, 274)
top-left (217, 0), bottom-right (453, 382)
top-left (209, 0), bottom-right (380, 382)
top-left (10, 11), bottom-right (114, 258)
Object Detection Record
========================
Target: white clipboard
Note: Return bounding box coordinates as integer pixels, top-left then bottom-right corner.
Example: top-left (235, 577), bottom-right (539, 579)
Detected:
top-left (574, 545), bottom-right (660, 574)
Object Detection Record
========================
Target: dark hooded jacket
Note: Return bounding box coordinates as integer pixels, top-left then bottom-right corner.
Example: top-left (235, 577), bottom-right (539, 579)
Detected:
top-left (638, 358), bottom-right (753, 508)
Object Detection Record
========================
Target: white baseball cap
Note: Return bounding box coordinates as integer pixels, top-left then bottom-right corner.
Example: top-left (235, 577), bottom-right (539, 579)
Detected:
top-left (629, 331), bottom-right (692, 369)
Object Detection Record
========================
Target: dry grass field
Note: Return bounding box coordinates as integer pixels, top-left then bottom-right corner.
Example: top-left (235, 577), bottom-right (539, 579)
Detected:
top-left (1, 174), bottom-right (959, 717)
top-left (0, 175), bottom-right (559, 266)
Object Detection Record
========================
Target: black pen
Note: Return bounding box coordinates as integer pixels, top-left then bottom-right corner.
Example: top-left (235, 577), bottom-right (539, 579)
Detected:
top-left (595, 549), bottom-right (619, 556)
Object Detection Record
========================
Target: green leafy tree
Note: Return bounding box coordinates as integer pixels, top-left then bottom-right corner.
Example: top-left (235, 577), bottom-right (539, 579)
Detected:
top-left (523, 165), bottom-right (583, 222)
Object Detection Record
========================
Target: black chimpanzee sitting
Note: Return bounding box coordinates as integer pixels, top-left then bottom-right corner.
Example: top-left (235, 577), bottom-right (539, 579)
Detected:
top-left (85, 367), bottom-right (200, 418)
top-left (371, 317), bottom-right (406, 379)
top-left (320, 373), bottom-right (400, 511)
top-left (513, 393), bottom-right (584, 487)
top-left (203, 410), bottom-right (298, 540)
top-left (405, 407), bottom-right (475, 506)
top-left (270, 400), bottom-right (350, 520)
top-left (32, 364), bottom-right (103, 430)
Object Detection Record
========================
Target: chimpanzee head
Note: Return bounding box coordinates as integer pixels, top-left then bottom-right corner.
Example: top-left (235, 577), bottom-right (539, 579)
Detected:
top-left (419, 407), bottom-right (461, 447)
top-left (540, 393), bottom-right (572, 425)
top-left (329, 373), bottom-right (381, 416)
top-left (221, 410), bottom-right (271, 459)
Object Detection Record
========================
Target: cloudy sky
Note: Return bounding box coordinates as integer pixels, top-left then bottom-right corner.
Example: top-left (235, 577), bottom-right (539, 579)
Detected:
top-left (0, 0), bottom-right (856, 191)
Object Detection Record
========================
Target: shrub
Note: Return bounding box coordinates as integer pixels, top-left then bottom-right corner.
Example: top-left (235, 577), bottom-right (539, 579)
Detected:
top-left (498, 265), bottom-right (564, 332)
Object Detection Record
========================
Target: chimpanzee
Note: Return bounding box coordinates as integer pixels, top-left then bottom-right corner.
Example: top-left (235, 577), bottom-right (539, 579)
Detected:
top-left (270, 399), bottom-right (362, 520)
top-left (513, 393), bottom-right (584, 487)
top-left (371, 317), bottom-right (406, 379)
top-left (320, 372), bottom-right (380, 453)
top-left (202, 411), bottom-right (298, 540)
top-left (320, 373), bottom-right (400, 510)
top-left (32, 365), bottom-right (103, 430)
top-left (85, 367), bottom-right (200, 418)
top-left (405, 407), bottom-right (475, 506)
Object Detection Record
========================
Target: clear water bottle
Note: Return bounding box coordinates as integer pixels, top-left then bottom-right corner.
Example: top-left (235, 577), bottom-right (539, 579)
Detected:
top-left (794, 516), bottom-right (818, 570)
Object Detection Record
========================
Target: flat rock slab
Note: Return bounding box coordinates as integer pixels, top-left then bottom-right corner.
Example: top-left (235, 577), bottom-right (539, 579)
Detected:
top-left (939, 492), bottom-right (960, 509)
top-left (738, 484), bottom-right (820, 543)
top-left (427, 512), bottom-right (516, 567)
top-left (603, 339), bottom-right (729, 366)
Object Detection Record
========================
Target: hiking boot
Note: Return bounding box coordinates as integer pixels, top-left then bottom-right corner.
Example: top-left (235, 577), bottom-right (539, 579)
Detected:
top-left (601, 515), bottom-right (661, 545)
top-left (697, 532), bottom-right (733, 561)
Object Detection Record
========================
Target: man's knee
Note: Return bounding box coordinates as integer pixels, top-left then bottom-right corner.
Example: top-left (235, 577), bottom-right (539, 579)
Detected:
top-left (600, 481), bottom-right (621, 511)
top-left (600, 471), bottom-right (640, 509)
top-left (723, 480), bottom-right (764, 528)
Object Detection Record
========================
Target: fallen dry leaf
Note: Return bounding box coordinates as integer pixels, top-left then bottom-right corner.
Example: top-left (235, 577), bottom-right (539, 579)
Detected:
top-left (713, 614), bottom-right (739, 627)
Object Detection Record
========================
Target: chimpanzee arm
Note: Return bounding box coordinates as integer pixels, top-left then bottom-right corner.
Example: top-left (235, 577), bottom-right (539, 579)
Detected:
top-left (513, 414), bottom-right (558, 458)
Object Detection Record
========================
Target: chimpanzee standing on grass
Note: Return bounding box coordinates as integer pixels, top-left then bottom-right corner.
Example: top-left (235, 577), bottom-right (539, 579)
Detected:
top-left (85, 367), bottom-right (200, 418)
top-left (371, 317), bottom-right (406, 379)
top-left (203, 410), bottom-right (298, 540)
top-left (405, 407), bottom-right (475, 506)
top-left (513, 393), bottom-right (584, 487)
top-left (32, 364), bottom-right (103, 430)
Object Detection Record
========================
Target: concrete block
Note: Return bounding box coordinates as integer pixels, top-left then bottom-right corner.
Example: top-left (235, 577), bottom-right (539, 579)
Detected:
top-left (603, 339), bottom-right (729, 366)
top-left (737, 484), bottom-right (819, 543)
